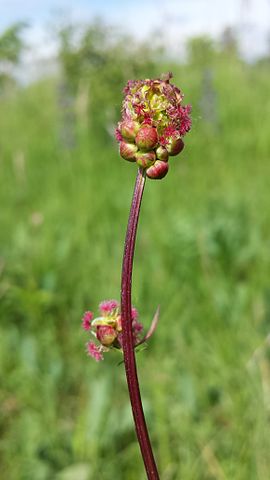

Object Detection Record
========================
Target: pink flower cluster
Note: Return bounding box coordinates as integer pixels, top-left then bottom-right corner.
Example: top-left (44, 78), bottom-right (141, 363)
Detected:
top-left (115, 73), bottom-right (192, 179)
top-left (82, 299), bottom-right (143, 361)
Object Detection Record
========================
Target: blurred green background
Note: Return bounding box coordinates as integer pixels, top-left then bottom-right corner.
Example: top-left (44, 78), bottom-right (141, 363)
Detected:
top-left (1, 14), bottom-right (270, 480)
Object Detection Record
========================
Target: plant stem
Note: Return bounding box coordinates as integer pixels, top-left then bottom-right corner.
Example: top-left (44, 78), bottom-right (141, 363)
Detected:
top-left (121, 167), bottom-right (160, 479)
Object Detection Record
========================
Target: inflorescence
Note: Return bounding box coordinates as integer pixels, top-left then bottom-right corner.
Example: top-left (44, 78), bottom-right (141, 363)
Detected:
top-left (115, 72), bottom-right (192, 179)
top-left (82, 300), bottom-right (144, 361)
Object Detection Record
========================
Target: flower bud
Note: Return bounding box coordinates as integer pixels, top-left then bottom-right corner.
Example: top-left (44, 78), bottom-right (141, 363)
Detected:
top-left (120, 120), bottom-right (140, 141)
top-left (146, 160), bottom-right (169, 180)
top-left (156, 145), bottom-right (169, 162)
top-left (167, 137), bottom-right (184, 156)
top-left (135, 150), bottom-right (156, 168)
top-left (120, 141), bottom-right (138, 162)
top-left (135, 126), bottom-right (158, 151)
top-left (96, 325), bottom-right (117, 347)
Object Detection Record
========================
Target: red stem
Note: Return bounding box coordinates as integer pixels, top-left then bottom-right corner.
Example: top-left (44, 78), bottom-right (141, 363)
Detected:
top-left (121, 167), bottom-right (160, 479)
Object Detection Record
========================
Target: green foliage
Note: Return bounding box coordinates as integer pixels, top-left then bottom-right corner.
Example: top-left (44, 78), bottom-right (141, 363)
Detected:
top-left (220, 27), bottom-right (239, 58)
top-left (1, 24), bottom-right (270, 480)
top-left (0, 22), bottom-right (27, 90)
top-left (0, 22), bottom-right (27, 62)
top-left (58, 20), bottom-right (160, 138)
top-left (186, 35), bottom-right (217, 67)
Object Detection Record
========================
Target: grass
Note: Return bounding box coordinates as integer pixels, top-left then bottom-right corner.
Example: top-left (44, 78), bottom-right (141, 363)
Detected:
top-left (1, 56), bottom-right (270, 479)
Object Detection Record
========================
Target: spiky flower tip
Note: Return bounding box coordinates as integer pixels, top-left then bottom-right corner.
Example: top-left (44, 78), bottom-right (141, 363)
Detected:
top-left (82, 300), bottom-right (146, 362)
top-left (115, 72), bottom-right (192, 179)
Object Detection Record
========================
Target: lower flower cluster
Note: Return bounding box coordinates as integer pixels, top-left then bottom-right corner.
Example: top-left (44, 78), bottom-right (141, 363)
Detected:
top-left (82, 299), bottom-right (143, 361)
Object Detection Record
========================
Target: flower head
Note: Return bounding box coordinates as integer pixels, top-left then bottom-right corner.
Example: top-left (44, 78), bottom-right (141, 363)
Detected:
top-left (81, 300), bottom-right (157, 361)
top-left (116, 73), bottom-right (191, 179)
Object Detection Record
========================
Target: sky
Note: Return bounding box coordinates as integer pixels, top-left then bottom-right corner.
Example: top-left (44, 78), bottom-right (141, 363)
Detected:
top-left (1, 0), bottom-right (270, 63)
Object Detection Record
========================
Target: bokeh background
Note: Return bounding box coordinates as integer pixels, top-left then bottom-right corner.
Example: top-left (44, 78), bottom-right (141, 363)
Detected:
top-left (1, 1), bottom-right (270, 479)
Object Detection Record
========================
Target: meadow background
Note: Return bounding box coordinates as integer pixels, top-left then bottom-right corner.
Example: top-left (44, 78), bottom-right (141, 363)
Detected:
top-left (1, 15), bottom-right (270, 480)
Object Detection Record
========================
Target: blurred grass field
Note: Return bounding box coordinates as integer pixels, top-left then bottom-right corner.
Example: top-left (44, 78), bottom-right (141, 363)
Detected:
top-left (1, 26), bottom-right (270, 479)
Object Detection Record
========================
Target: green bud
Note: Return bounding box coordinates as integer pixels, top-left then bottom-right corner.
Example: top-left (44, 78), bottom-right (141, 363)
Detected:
top-left (120, 120), bottom-right (140, 142)
top-left (135, 126), bottom-right (158, 151)
top-left (135, 150), bottom-right (156, 168)
top-left (167, 137), bottom-right (184, 156)
top-left (146, 160), bottom-right (169, 180)
top-left (156, 145), bottom-right (169, 162)
top-left (120, 141), bottom-right (138, 162)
